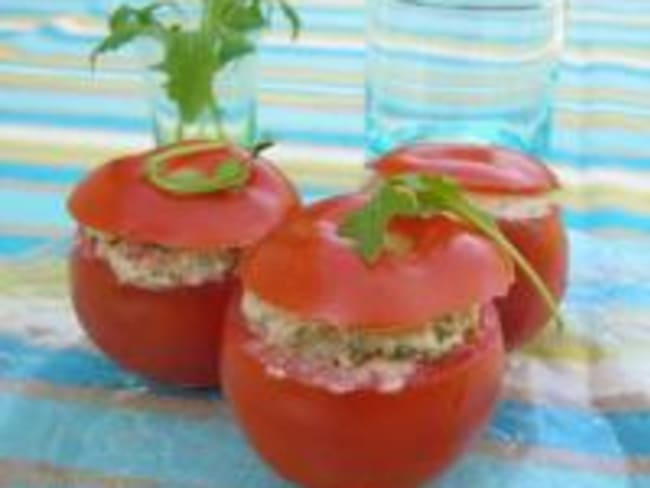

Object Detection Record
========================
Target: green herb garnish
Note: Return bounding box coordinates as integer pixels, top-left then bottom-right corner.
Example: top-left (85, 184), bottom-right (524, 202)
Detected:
top-left (339, 173), bottom-right (564, 330)
top-left (145, 141), bottom-right (252, 194)
top-left (92, 0), bottom-right (301, 138)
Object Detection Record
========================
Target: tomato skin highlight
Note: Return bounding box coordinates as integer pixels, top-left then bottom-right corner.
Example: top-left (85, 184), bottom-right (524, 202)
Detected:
top-left (70, 234), bottom-right (238, 387)
top-left (372, 143), bottom-right (569, 349)
top-left (496, 208), bottom-right (568, 349)
top-left (223, 300), bottom-right (505, 488)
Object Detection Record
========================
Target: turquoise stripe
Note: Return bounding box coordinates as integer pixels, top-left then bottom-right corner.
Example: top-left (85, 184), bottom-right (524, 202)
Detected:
top-left (0, 87), bottom-right (147, 118)
top-left (0, 332), bottom-right (649, 459)
top-left (0, 161), bottom-right (84, 185)
top-left (0, 235), bottom-right (53, 258)
top-left (0, 188), bottom-right (71, 229)
top-left (0, 392), bottom-right (286, 487)
top-left (549, 149), bottom-right (650, 171)
top-left (0, 107), bottom-right (149, 132)
top-left (490, 400), bottom-right (650, 457)
top-left (0, 1), bottom-right (98, 16)
top-left (564, 209), bottom-right (650, 234)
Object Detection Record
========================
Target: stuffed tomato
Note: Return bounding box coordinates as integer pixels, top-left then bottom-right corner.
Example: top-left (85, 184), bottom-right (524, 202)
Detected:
top-left (372, 144), bottom-right (568, 349)
top-left (68, 141), bottom-right (299, 386)
top-left (223, 191), bottom-right (514, 488)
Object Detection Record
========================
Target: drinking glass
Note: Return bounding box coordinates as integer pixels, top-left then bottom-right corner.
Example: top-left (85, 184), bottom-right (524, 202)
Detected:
top-left (366, 0), bottom-right (565, 159)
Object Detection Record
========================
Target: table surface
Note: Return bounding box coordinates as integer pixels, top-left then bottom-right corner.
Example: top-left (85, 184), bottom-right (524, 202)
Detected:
top-left (1, 0), bottom-right (650, 487)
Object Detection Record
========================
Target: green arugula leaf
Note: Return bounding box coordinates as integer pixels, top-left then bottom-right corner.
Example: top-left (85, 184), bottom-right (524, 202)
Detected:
top-left (153, 29), bottom-right (221, 124)
top-left (339, 184), bottom-right (419, 263)
top-left (277, 0), bottom-right (301, 39)
top-left (225, 0), bottom-right (267, 31)
top-left (215, 158), bottom-right (252, 186)
top-left (90, 3), bottom-right (166, 67)
top-left (339, 173), bottom-right (564, 330)
top-left (145, 141), bottom-right (252, 195)
top-left (218, 30), bottom-right (256, 66)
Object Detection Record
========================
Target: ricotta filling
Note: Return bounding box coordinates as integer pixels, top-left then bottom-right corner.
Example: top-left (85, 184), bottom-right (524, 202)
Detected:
top-left (242, 292), bottom-right (479, 393)
top-left (469, 193), bottom-right (555, 220)
top-left (84, 229), bottom-right (237, 290)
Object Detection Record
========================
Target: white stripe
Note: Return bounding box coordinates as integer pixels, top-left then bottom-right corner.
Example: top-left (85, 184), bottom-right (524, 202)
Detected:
top-left (555, 165), bottom-right (650, 192)
top-left (506, 351), bottom-right (650, 409)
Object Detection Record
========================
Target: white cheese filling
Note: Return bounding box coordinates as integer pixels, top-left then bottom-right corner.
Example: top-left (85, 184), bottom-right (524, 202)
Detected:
top-left (242, 292), bottom-right (479, 393)
top-left (469, 193), bottom-right (555, 220)
top-left (84, 229), bottom-right (237, 290)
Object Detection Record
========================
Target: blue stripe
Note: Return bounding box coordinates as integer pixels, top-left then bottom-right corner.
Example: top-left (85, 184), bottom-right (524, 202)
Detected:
top-left (564, 208), bottom-right (650, 234)
top-left (0, 328), bottom-right (649, 458)
top-left (0, 335), bottom-right (220, 402)
top-left (489, 400), bottom-right (650, 456)
top-left (0, 161), bottom-right (85, 186)
top-left (0, 235), bottom-right (53, 258)
top-left (0, 188), bottom-right (71, 229)
top-left (0, 392), bottom-right (286, 486)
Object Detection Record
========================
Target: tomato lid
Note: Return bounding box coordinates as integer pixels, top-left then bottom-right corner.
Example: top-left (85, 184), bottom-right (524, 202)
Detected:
top-left (242, 194), bottom-right (514, 331)
top-left (68, 142), bottom-right (300, 249)
top-left (373, 143), bottom-right (559, 195)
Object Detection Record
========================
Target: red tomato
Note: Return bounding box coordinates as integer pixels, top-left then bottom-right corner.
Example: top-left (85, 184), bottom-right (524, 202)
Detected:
top-left (373, 143), bottom-right (568, 349)
top-left (373, 143), bottom-right (558, 195)
top-left (69, 142), bottom-right (300, 250)
top-left (70, 235), bottom-right (238, 385)
top-left (496, 209), bottom-right (567, 348)
top-left (223, 299), bottom-right (504, 488)
top-left (242, 194), bottom-right (513, 330)
top-left (224, 195), bottom-right (512, 487)
top-left (67, 142), bottom-right (300, 386)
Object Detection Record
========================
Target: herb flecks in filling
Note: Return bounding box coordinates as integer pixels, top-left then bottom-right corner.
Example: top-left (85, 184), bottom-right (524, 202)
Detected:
top-left (84, 229), bottom-right (237, 290)
top-left (242, 292), bottom-right (478, 368)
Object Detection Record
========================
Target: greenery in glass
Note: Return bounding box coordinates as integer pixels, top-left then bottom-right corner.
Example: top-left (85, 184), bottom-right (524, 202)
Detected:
top-left (92, 0), bottom-right (300, 145)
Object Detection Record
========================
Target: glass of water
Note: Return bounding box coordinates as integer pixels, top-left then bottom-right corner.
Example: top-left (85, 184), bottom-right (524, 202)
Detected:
top-left (366, 0), bottom-right (565, 159)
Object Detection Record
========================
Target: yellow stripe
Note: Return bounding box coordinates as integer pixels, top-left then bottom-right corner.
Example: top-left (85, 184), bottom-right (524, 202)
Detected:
top-left (559, 110), bottom-right (650, 133)
top-left (559, 186), bottom-right (650, 215)
top-left (0, 458), bottom-right (159, 488)
top-left (0, 379), bottom-right (218, 419)
top-left (520, 329), bottom-right (609, 364)
top-left (0, 258), bottom-right (68, 298)
top-left (0, 139), bottom-right (126, 167)
top-left (0, 223), bottom-right (68, 238)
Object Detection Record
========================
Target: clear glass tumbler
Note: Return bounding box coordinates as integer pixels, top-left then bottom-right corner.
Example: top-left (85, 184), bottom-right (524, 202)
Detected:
top-left (366, 0), bottom-right (565, 159)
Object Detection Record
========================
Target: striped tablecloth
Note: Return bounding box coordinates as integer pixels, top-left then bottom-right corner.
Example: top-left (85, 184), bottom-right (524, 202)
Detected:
top-left (1, 0), bottom-right (649, 486)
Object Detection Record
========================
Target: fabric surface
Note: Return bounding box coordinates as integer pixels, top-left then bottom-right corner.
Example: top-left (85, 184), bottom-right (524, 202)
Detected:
top-left (1, 0), bottom-right (649, 486)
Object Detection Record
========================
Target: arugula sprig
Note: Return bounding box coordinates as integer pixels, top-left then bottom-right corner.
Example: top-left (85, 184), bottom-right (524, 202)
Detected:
top-left (339, 174), bottom-right (564, 330)
top-left (145, 141), bottom-right (252, 195)
top-left (92, 0), bottom-right (301, 137)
